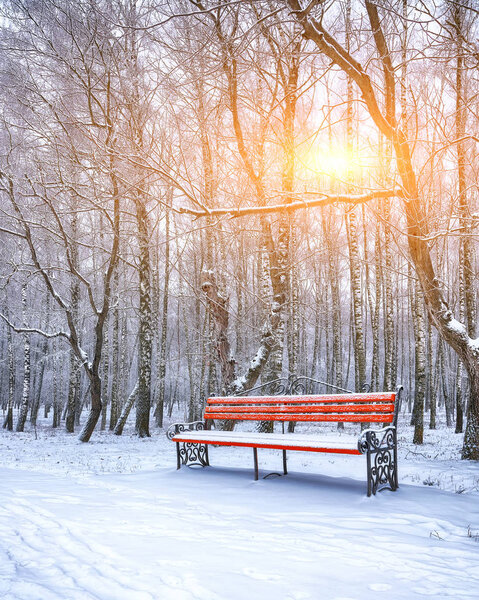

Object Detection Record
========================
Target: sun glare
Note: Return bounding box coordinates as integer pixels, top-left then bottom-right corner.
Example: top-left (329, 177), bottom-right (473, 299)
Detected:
top-left (301, 147), bottom-right (362, 179)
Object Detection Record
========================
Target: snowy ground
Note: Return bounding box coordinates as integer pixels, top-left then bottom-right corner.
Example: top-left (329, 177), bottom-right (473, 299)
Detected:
top-left (1, 416), bottom-right (478, 600)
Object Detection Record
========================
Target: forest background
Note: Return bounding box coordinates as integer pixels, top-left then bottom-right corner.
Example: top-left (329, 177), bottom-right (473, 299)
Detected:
top-left (0, 0), bottom-right (478, 459)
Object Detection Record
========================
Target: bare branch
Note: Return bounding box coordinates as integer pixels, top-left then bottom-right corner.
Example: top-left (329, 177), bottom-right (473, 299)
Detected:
top-left (0, 226), bottom-right (26, 239)
top-left (0, 312), bottom-right (70, 341)
top-left (287, 0), bottom-right (394, 138)
top-left (178, 188), bottom-right (402, 219)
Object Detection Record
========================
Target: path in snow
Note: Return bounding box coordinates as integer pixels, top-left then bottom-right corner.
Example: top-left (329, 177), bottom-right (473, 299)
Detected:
top-left (1, 459), bottom-right (478, 600)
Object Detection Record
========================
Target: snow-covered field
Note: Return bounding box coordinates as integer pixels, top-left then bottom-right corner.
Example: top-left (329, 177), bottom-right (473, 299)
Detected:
top-left (1, 417), bottom-right (478, 600)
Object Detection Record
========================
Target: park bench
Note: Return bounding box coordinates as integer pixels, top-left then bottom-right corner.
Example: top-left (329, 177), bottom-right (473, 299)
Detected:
top-left (167, 384), bottom-right (403, 496)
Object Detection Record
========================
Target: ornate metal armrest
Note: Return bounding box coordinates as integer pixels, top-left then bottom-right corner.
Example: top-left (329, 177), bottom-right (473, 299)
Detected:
top-left (167, 420), bottom-right (210, 468)
top-left (357, 425), bottom-right (396, 454)
top-left (166, 420), bottom-right (206, 441)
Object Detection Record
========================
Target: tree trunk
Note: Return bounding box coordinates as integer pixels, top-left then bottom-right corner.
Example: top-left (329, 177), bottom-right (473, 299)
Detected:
top-left (370, 220), bottom-right (381, 391)
top-left (155, 195), bottom-right (171, 428)
top-left (201, 270), bottom-right (236, 391)
top-left (382, 198), bottom-right (395, 391)
top-left (30, 338), bottom-right (47, 427)
top-left (440, 340), bottom-right (454, 427)
top-left (100, 316), bottom-right (110, 431)
top-left (322, 206), bottom-right (343, 408)
top-left (3, 308), bottom-right (14, 431)
top-left (31, 293), bottom-right (51, 426)
top-left (455, 360), bottom-right (464, 434)
top-left (66, 351), bottom-right (80, 433)
top-left (109, 267), bottom-right (121, 430)
top-left (453, 3), bottom-right (476, 341)
top-left (411, 275), bottom-right (426, 444)
top-left (346, 209), bottom-right (366, 392)
top-left (429, 333), bottom-right (438, 430)
top-left (134, 198), bottom-right (153, 438)
top-left (114, 380), bottom-right (139, 436)
top-left (78, 374), bottom-right (102, 443)
top-left (16, 284), bottom-right (30, 432)
top-left (66, 205), bottom-right (80, 433)
top-left (52, 343), bottom-right (61, 428)
top-left (78, 122), bottom-right (120, 441)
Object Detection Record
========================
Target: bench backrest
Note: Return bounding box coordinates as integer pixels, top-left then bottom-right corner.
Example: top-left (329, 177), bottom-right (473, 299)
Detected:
top-left (205, 392), bottom-right (400, 426)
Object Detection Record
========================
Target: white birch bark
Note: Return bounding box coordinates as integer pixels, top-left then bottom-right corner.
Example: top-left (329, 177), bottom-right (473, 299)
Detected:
top-left (411, 274), bottom-right (427, 444)
top-left (109, 267), bottom-right (120, 430)
top-left (113, 380), bottom-right (139, 436)
top-left (3, 307), bottom-right (14, 431)
top-left (16, 284), bottom-right (30, 432)
top-left (155, 194), bottom-right (171, 428)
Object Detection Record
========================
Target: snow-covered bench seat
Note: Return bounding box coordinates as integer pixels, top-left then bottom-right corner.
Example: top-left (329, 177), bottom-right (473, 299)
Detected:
top-left (166, 388), bottom-right (403, 496)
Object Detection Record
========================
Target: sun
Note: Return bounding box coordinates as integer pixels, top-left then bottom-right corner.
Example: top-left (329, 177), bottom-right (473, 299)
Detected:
top-left (301, 147), bottom-right (360, 179)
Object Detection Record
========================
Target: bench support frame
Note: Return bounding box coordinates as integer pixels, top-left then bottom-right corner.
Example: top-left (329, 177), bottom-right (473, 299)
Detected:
top-left (253, 448), bottom-right (258, 480)
top-left (167, 421), bottom-right (210, 468)
top-left (358, 426), bottom-right (398, 497)
top-left (251, 447), bottom-right (287, 481)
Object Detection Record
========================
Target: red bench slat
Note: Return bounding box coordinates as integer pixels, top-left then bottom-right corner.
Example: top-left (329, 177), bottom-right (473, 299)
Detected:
top-left (207, 393), bottom-right (395, 405)
top-left (204, 403), bottom-right (394, 415)
top-left (204, 413), bottom-right (393, 423)
top-left (204, 393), bottom-right (396, 424)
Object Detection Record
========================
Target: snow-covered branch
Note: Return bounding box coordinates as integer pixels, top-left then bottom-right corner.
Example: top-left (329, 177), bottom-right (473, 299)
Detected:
top-left (0, 312), bottom-right (70, 341)
top-left (178, 189), bottom-right (402, 219)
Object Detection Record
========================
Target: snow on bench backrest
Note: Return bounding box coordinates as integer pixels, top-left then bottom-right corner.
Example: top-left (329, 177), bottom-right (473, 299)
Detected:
top-left (204, 392), bottom-right (397, 424)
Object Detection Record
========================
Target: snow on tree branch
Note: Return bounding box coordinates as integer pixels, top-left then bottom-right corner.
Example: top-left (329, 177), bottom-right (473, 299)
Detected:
top-left (177, 189), bottom-right (402, 219)
top-left (0, 312), bottom-right (70, 341)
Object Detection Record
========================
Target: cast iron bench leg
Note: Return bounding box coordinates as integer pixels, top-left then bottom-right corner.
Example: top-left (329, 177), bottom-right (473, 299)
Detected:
top-left (282, 449), bottom-right (288, 475)
top-left (176, 441), bottom-right (209, 468)
top-left (361, 427), bottom-right (398, 496)
top-left (253, 447), bottom-right (259, 480)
